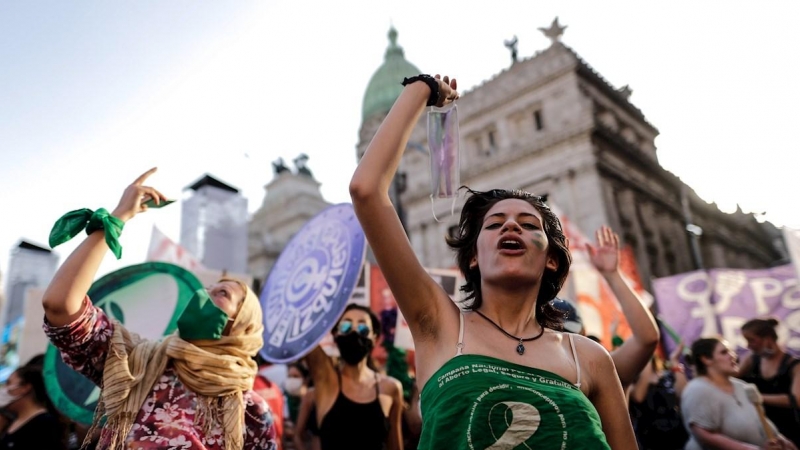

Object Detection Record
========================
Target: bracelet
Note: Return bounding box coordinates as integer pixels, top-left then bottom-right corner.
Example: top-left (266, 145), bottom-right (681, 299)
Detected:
top-left (670, 364), bottom-right (685, 373)
top-left (401, 74), bottom-right (440, 107)
top-left (49, 208), bottom-right (125, 260)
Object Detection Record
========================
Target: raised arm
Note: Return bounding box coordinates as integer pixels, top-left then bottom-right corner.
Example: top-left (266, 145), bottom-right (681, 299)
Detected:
top-left (629, 359), bottom-right (654, 404)
top-left (588, 226), bottom-right (659, 387)
top-left (668, 342), bottom-right (688, 397)
top-left (349, 75), bottom-right (459, 341)
top-left (293, 388), bottom-right (317, 450)
top-left (304, 346), bottom-right (337, 422)
top-left (42, 168), bottom-right (166, 326)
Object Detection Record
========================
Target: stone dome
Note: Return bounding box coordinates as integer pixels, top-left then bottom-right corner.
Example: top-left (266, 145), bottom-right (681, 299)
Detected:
top-left (361, 27), bottom-right (421, 121)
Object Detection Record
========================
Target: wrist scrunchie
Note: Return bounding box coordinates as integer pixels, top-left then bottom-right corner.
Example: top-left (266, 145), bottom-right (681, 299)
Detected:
top-left (401, 74), bottom-right (440, 106)
top-left (48, 208), bottom-right (125, 259)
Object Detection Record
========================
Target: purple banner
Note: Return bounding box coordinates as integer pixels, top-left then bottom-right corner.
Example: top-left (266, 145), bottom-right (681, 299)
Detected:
top-left (654, 264), bottom-right (799, 357)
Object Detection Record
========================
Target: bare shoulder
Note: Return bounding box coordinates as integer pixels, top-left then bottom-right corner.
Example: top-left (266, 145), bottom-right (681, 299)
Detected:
top-left (569, 333), bottom-right (613, 358)
top-left (379, 374), bottom-right (403, 397)
top-left (569, 334), bottom-right (616, 374)
top-left (563, 335), bottom-right (620, 399)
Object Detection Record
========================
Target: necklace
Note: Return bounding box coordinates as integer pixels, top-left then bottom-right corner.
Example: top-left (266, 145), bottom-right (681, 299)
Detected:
top-left (474, 310), bottom-right (545, 355)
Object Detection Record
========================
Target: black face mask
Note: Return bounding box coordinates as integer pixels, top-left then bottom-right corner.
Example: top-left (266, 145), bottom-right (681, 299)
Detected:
top-left (334, 332), bottom-right (374, 365)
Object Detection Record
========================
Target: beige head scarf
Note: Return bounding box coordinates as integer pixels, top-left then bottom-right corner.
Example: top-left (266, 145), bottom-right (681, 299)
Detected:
top-left (84, 279), bottom-right (264, 450)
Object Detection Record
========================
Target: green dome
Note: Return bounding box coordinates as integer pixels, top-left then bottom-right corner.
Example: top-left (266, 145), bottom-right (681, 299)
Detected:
top-left (362, 27), bottom-right (421, 120)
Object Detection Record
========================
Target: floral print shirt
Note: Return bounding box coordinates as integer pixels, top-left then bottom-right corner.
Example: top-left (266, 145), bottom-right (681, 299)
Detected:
top-left (44, 298), bottom-right (277, 450)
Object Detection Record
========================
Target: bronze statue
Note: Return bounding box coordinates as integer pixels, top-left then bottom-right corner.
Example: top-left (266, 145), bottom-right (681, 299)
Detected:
top-left (504, 35), bottom-right (519, 64)
top-left (272, 157), bottom-right (289, 175)
top-left (293, 153), bottom-right (313, 177)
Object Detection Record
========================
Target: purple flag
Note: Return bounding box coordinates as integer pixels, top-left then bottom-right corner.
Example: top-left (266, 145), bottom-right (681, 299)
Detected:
top-left (654, 264), bottom-right (799, 357)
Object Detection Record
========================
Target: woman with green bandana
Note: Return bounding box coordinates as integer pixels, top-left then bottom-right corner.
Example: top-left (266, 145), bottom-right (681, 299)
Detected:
top-left (350, 74), bottom-right (636, 449)
top-left (41, 168), bottom-right (276, 450)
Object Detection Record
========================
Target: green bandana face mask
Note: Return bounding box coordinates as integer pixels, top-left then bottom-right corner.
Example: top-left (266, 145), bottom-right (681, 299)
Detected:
top-left (177, 288), bottom-right (230, 340)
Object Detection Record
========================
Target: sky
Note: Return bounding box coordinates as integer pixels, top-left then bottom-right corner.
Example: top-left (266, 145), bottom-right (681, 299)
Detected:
top-left (1, 1), bottom-right (799, 289)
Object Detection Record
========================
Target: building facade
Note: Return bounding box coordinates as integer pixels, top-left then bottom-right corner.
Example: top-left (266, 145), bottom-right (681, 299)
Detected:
top-left (247, 157), bottom-right (331, 288)
top-left (1, 240), bottom-right (58, 330)
top-left (0, 240), bottom-right (58, 371)
top-left (357, 22), bottom-right (785, 289)
top-left (180, 174), bottom-right (249, 275)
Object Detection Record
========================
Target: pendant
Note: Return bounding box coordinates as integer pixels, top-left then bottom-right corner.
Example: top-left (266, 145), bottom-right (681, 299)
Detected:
top-left (516, 341), bottom-right (525, 355)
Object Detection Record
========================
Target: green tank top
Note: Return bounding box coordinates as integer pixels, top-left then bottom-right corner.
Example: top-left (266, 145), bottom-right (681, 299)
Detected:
top-left (418, 353), bottom-right (610, 449)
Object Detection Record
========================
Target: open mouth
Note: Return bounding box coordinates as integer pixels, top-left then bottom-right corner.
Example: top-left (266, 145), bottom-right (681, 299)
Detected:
top-left (498, 237), bottom-right (525, 251)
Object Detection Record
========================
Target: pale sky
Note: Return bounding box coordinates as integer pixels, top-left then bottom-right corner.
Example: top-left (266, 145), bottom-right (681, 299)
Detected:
top-left (1, 1), bottom-right (798, 289)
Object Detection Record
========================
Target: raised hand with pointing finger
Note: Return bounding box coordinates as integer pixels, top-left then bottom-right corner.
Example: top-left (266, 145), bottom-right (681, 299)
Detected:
top-left (41, 167), bottom-right (277, 448)
top-left (111, 167), bottom-right (168, 223)
top-left (43, 167), bottom-right (172, 327)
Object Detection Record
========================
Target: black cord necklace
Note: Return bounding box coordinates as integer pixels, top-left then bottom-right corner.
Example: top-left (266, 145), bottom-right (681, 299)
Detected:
top-left (474, 310), bottom-right (545, 355)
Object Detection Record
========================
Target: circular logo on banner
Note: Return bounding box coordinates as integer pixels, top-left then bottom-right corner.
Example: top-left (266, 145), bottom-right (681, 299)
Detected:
top-left (43, 262), bottom-right (202, 425)
top-left (260, 203), bottom-right (366, 363)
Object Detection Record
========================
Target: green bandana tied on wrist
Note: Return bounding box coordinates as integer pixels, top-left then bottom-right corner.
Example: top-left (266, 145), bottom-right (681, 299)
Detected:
top-left (48, 208), bottom-right (125, 259)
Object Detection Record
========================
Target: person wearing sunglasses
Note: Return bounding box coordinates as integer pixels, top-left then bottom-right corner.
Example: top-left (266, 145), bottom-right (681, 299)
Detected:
top-left (303, 304), bottom-right (403, 450)
top-left (349, 74), bottom-right (636, 449)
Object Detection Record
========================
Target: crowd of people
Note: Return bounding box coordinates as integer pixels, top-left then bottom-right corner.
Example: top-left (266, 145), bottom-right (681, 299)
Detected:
top-left (0, 73), bottom-right (796, 448)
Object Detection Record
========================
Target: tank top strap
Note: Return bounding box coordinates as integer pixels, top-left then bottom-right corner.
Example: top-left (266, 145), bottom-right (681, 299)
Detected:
top-left (780, 353), bottom-right (799, 375)
top-left (456, 312), bottom-right (465, 356)
top-left (373, 371), bottom-right (380, 397)
top-left (568, 333), bottom-right (582, 388)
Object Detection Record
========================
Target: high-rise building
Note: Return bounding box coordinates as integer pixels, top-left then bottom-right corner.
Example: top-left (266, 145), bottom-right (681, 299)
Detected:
top-left (180, 174), bottom-right (248, 275)
top-left (1, 240), bottom-right (58, 330)
top-left (356, 21), bottom-right (786, 288)
top-left (0, 240), bottom-right (58, 371)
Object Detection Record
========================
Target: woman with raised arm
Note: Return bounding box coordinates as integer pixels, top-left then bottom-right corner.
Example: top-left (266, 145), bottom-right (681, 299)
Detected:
top-left (41, 168), bottom-right (276, 450)
top-left (586, 226), bottom-right (661, 387)
top-left (303, 304), bottom-right (403, 450)
top-left (349, 74), bottom-right (636, 449)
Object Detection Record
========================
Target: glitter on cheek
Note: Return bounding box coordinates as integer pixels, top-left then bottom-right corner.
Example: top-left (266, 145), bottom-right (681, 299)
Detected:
top-left (530, 232), bottom-right (547, 250)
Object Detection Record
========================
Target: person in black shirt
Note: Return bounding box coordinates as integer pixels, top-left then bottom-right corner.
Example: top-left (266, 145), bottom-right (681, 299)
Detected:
top-left (0, 364), bottom-right (66, 449)
top-left (628, 343), bottom-right (689, 449)
top-left (739, 317), bottom-right (800, 446)
top-left (305, 304), bottom-right (404, 450)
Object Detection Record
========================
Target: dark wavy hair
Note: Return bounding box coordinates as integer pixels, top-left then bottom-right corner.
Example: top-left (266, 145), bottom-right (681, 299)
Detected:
top-left (445, 188), bottom-right (572, 329)
top-left (686, 336), bottom-right (724, 376)
top-left (742, 317), bottom-right (779, 341)
top-left (13, 364), bottom-right (69, 443)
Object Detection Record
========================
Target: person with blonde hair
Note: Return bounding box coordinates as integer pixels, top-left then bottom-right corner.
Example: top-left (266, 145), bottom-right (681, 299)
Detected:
top-left (42, 168), bottom-right (276, 450)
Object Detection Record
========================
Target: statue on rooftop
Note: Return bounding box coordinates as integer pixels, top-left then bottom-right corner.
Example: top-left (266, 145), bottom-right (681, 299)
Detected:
top-left (504, 35), bottom-right (519, 64)
top-left (272, 157), bottom-right (290, 175)
top-left (293, 153), bottom-right (313, 177)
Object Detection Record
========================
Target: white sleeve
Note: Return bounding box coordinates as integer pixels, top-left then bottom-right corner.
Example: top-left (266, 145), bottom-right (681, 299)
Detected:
top-left (681, 381), bottom-right (721, 432)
